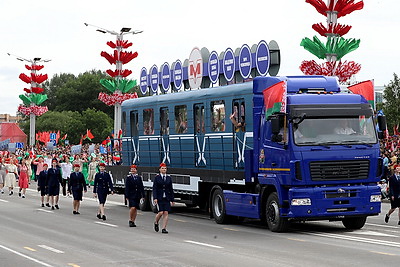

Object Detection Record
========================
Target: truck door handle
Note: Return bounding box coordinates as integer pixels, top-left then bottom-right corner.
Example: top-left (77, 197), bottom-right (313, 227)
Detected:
top-left (271, 162), bottom-right (277, 166)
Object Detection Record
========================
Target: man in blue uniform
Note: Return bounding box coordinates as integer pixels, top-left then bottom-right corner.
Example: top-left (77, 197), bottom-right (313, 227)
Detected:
top-left (68, 164), bottom-right (87, 214)
top-left (37, 163), bottom-right (48, 207)
top-left (153, 163), bottom-right (174, 234)
top-left (93, 162), bottom-right (114, 220)
top-left (385, 165), bottom-right (400, 225)
top-left (125, 165), bottom-right (145, 227)
top-left (46, 159), bottom-right (62, 210)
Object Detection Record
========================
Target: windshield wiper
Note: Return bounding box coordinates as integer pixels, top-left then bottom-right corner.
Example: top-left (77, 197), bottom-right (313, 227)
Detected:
top-left (299, 141), bottom-right (330, 148)
top-left (322, 141), bottom-right (352, 148)
top-left (343, 141), bottom-right (373, 147)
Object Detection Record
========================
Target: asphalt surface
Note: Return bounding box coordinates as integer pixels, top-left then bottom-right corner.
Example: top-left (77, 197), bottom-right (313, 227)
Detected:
top-left (0, 184), bottom-right (399, 267)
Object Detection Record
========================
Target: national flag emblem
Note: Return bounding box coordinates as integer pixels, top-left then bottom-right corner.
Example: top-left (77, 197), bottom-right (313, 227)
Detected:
top-left (348, 80), bottom-right (375, 109)
top-left (262, 80), bottom-right (287, 118)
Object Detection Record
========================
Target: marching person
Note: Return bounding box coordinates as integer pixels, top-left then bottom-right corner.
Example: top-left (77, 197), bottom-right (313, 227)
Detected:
top-left (385, 164), bottom-right (400, 225)
top-left (0, 157), bottom-right (6, 194)
top-left (18, 158), bottom-right (29, 198)
top-left (153, 163), bottom-right (174, 234)
top-left (4, 158), bottom-right (18, 196)
top-left (37, 163), bottom-right (49, 207)
top-left (93, 162), bottom-right (114, 220)
top-left (124, 165), bottom-right (145, 227)
top-left (60, 156), bottom-right (73, 197)
top-left (68, 164), bottom-right (87, 214)
top-left (46, 159), bottom-right (62, 210)
top-left (87, 156), bottom-right (98, 188)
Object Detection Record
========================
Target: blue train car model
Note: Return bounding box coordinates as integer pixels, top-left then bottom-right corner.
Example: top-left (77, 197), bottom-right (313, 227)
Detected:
top-left (114, 75), bottom-right (384, 232)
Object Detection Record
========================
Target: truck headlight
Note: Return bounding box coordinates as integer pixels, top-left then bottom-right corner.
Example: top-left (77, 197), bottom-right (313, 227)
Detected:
top-left (370, 195), bottom-right (381, 202)
top-left (291, 198), bottom-right (311, 206)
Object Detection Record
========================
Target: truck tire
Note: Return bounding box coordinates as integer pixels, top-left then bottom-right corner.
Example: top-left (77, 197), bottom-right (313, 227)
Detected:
top-left (139, 191), bottom-right (151, 211)
top-left (342, 216), bottom-right (367, 230)
top-left (266, 192), bottom-right (289, 232)
top-left (211, 188), bottom-right (229, 224)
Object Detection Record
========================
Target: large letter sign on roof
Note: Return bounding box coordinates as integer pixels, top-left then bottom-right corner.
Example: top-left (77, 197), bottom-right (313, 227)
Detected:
top-left (172, 60), bottom-right (183, 91)
top-left (188, 47), bottom-right (203, 89)
top-left (150, 65), bottom-right (159, 94)
top-left (223, 48), bottom-right (235, 82)
top-left (140, 67), bottom-right (148, 95)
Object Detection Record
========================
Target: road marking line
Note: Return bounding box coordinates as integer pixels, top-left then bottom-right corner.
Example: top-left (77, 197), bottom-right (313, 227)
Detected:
top-left (68, 263), bottom-right (81, 267)
top-left (174, 219), bottom-right (187, 223)
top-left (38, 245), bottom-right (64, 254)
top-left (223, 228), bottom-right (239, 232)
top-left (24, 247), bottom-right (37, 251)
top-left (184, 240), bottom-right (223, 249)
top-left (351, 230), bottom-right (397, 237)
top-left (94, 221), bottom-right (118, 228)
top-left (287, 238), bottom-right (306, 242)
top-left (37, 209), bottom-right (54, 213)
top-left (304, 232), bottom-right (400, 248)
top-left (366, 223), bottom-right (399, 229)
top-left (0, 199), bottom-right (9, 203)
top-left (0, 244), bottom-right (53, 267)
top-left (370, 251), bottom-right (397, 256)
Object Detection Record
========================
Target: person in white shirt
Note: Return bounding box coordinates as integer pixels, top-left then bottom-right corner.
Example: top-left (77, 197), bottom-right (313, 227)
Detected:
top-left (60, 156), bottom-right (73, 197)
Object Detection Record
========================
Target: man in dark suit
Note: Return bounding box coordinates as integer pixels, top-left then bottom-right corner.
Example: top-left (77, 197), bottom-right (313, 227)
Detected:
top-left (46, 159), bottom-right (62, 210)
top-left (125, 165), bottom-right (145, 227)
top-left (385, 165), bottom-right (400, 225)
top-left (68, 164), bottom-right (87, 215)
top-left (93, 163), bottom-right (114, 220)
top-left (37, 164), bottom-right (48, 207)
top-left (153, 163), bottom-right (174, 234)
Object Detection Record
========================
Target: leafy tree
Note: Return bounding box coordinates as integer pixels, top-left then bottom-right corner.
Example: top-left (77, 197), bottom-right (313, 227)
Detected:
top-left (382, 73), bottom-right (400, 134)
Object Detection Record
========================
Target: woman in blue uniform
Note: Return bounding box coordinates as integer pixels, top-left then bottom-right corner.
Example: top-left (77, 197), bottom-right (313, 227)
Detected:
top-left (68, 164), bottom-right (87, 214)
top-left (37, 163), bottom-right (48, 207)
top-left (153, 163), bottom-right (174, 234)
top-left (124, 165), bottom-right (145, 227)
top-left (46, 159), bottom-right (62, 210)
top-left (93, 163), bottom-right (114, 220)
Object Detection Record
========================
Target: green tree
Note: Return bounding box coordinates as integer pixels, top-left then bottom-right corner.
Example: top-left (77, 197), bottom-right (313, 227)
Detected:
top-left (81, 108), bottom-right (113, 143)
top-left (382, 73), bottom-right (400, 134)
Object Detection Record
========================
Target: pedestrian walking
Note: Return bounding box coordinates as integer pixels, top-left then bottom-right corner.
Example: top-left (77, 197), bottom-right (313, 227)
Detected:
top-left (4, 158), bottom-right (18, 196)
top-left (125, 165), bottom-right (145, 227)
top-left (93, 163), bottom-right (114, 220)
top-left (68, 164), bottom-right (87, 214)
top-left (18, 158), bottom-right (29, 198)
top-left (153, 163), bottom-right (174, 234)
top-left (46, 159), bottom-right (62, 210)
top-left (33, 156), bottom-right (45, 182)
top-left (60, 156), bottom-right (73, 197)
top-left (87, 156), bottom-right (98, 188)
top-left (37, 164), bottom-right (49, 207)
top-left (0, 157), bottom-right (6, 194)
top-left (385, 165), bottom-right (400, 225)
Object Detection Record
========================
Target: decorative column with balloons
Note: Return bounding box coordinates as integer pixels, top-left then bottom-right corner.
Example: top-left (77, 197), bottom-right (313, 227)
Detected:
top-left (300, 0), bottom-right (364, 83)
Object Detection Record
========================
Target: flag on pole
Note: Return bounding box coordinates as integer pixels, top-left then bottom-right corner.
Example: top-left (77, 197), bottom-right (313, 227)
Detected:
top-left (262, 80), bottom-right (287, 118)
top-left (348, 80), bottom-right (375, 109)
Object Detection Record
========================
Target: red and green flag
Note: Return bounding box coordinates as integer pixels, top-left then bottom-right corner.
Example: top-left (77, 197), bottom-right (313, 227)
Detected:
top-left (348, 80), bottom-right (374, 109)
top-left (262, 80), bottom-right (287, 118)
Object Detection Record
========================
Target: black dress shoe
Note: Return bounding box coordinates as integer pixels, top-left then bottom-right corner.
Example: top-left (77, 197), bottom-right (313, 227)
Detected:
top-left (398, 221), bottom-right (400, 225)
top-left (55, 205), bottom-right (59, 209)
top-left (102, 215), bottom-right (106, 221)
top-left (129, 221), bottom-right (136, 227)
top-left (154, 223), bottom-right (159, 232)
top-left (162, 229), bottom-right (168, 234)
top-left (41, 204), bottom-right (45, 207)
top-left (46, 203), bottom-right (50, 207)
top-left (51, 206), bottom-right (55, 210)
top-left (97, 214), bottom-right (101, 219)
top-left (76, 211), bottom-right (80, 215)
top-left (73, 211), bottom-right (77, 214)
top-left (385, 214), bottom-right (390, 223)
top-left (19, 192), bottom-right (21, 197)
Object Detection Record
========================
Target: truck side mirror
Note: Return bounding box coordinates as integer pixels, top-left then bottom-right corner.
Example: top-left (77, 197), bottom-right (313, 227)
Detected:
top-left (377, 115), bottom-right (386, 131)
top-left (271, 117), bottom-right (280, 135)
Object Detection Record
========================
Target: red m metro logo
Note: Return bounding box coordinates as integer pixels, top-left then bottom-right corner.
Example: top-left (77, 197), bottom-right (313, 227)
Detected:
top-left (188, 47), bottom-right (203, 89)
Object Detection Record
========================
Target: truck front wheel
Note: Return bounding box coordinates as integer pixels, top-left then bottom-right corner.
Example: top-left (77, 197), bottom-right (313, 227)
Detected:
top-left (211, 188), bottom-right (229, 224)
top-left (342, 216), bottom-right (367, 230)
top-left (266, 192), bottom-right (289, 232)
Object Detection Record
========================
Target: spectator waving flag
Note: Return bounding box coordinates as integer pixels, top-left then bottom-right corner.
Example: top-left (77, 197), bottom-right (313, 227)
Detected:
top-left (262, 80), bottom-right (287, 118)
top-left (348, 80), bottom-right (375, 109)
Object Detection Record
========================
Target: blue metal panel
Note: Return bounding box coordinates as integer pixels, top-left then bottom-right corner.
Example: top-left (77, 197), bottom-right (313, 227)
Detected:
top-left (224, 190), bottom-right (260, 219)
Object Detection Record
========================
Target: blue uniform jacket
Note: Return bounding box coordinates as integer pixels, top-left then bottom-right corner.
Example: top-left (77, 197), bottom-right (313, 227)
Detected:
top-left (125, 174), bottom-right (145, 200)
top-left (37, 170), bottom-right (48, 189)
top-left (93, 171), bottom-right (114, 194)
top-left (389, 174), bottom-right (400, 199)
top-left (152, 174), bottom-right (174, 202)
top-left (68, 172), bottom-right (87, 192)
top-left (46, 167), bottom-right (62, 187)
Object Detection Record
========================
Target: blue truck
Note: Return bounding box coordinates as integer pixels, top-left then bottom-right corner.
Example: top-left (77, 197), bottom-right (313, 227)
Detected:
top-left (111, 75), bottom-right (385, 232)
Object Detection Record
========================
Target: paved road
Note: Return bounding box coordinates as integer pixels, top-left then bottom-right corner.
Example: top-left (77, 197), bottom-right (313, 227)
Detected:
top-left (0, 185), bottom-right (399, 267)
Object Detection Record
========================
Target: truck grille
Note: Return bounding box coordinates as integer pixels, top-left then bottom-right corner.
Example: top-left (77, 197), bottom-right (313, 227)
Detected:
top-left (310, 160), bottom-right (369, 181)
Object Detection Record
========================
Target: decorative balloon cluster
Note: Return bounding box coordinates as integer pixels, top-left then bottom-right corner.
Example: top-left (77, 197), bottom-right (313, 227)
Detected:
top-left (300, 0), bottom-right (364, 83)
top-left (98, 39), bottom-right (138, 106)
top-left (18, 64), bottom-right (49, 116)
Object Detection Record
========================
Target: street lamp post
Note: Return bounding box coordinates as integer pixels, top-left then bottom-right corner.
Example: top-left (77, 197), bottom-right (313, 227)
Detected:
top-left (85, 23), bottom-right (142, 137)
top-left (8, 53), bottom-right (50, 147)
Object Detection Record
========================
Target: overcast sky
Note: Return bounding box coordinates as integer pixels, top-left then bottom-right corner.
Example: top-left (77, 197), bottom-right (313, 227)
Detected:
top-left (0, 0), bottom-right (398, 115)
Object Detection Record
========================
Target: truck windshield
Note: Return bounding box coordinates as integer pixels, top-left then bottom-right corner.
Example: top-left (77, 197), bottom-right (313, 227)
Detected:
top-left (293, 116), bottom-right (377, 146)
